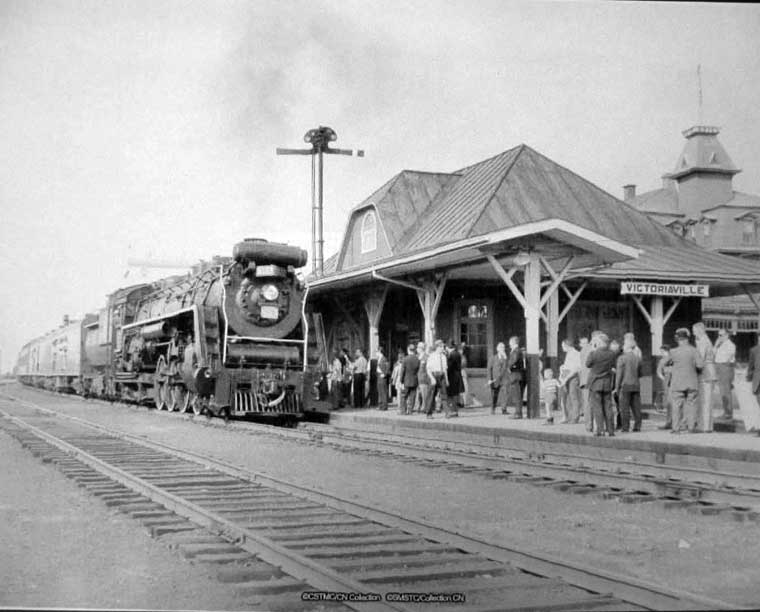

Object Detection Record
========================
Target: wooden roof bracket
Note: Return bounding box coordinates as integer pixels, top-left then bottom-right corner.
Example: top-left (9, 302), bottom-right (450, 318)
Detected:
top-left (486, 253), bottom-right (548, 324)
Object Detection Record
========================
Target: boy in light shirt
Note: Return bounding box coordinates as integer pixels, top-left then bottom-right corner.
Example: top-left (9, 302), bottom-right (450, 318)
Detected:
top-left (541, 368), bottom-right (560, 424)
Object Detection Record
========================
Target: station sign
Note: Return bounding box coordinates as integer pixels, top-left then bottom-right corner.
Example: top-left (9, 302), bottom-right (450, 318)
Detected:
top-left (620, 282), bottom-right (709, 298)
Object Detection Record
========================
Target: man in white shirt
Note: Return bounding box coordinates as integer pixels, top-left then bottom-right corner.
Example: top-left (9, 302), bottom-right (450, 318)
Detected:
top-left (352, 349), bottom-right (368, 408)
top-left (425, 340), bottom-right (455, 418)
top-left (559, 338), bottom-right (581, 423)
top-left (714, 329), bottom-right (737, 419)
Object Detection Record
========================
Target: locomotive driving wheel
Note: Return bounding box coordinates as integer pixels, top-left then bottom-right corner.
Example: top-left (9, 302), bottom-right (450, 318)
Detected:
top-left (153, 356), bottom-right (169, 410)
top-left (190, 394), bottom-right (208, 416)
top-left (169, 385), bottom-right (188, 412)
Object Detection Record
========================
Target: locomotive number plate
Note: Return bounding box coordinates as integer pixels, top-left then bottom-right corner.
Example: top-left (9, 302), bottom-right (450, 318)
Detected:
top-left (260, 305), bottom-right (279, 320)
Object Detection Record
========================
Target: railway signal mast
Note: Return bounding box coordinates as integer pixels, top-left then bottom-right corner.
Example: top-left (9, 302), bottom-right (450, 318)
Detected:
top-left (277, 126), bottom-right (364, 276)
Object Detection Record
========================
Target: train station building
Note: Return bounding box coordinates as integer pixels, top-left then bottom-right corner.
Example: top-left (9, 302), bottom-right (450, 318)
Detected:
top-left (307, 142), bottom-right (760, 416)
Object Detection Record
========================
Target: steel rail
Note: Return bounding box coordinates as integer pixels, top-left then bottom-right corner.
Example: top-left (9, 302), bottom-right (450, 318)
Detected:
top-left (10, 387), bottom-right (760, 508)
top-left (0, 406), bottom-right (409, 612)
top-left (298, 427), bottom-right (760, 506)
top-left (20, 384), bottom-right (760, 489)
top-left (0, 392), bottom-right (742, 611)
top-left (309, 420), bottom-right (760, 486)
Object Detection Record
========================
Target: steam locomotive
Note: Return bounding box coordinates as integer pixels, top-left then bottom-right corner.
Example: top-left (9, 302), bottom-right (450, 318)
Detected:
top-left (15, 238), bottom-right (317, 421)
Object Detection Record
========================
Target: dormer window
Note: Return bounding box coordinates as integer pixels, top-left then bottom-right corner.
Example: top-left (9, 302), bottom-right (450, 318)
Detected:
top-left (669, 222), bottom-right (684, 237)
top-left (360, 210), bottom-right (377, 253)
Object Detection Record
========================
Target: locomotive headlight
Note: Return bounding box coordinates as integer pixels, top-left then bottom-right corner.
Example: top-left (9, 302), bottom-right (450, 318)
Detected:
top-left (261, 284), bottom-right (279, 301)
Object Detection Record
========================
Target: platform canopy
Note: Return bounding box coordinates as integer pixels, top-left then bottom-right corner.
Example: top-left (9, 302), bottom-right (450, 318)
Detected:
top-left (308, 217), bottom-right (639, 294)
top-left (574, 242), bottom-right (760, 297)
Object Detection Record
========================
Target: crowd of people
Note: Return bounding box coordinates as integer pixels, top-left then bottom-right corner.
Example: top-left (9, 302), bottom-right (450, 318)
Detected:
top-left (327, 340), bottom-right (467, 418)
top-left (326, 320), bottom-right (760, 436)
top-left (545, 322), bottom-right (739, 436)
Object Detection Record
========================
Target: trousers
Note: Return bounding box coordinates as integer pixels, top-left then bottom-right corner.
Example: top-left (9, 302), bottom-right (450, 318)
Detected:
top-left (670, 388), bottom-right (698, 432)
top-left (402, 385), bottom-right (417, 414)
top-left (590, 389), bottom-right (614, 434)
top-left (715, 363), bottom-right (734, 417)
top-left (426, 373), bottom-right (452, 416)
top-left (697, 381), bottom-right (714, 431)
top-left (618, 387), bottom-right (642, 431)
top-left (563, 378), bottom-right (581, 423)
top-left (352, 373), bottom-right (365, 408)
top-left (490, 384), bottom-right (506, 413)
top-left (582, 387), bottom-right (593, 431)
top-left (377, 377), bottom-right (388, 410)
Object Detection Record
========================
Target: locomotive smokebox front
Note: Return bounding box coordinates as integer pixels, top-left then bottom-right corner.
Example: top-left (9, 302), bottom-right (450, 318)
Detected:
top-left (224, 238), bottom-right (308, 339)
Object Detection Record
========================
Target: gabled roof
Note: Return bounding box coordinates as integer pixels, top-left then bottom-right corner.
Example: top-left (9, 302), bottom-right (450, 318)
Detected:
top-left (630, 183), bottom-right (679, 215)
top-left (701, 191), bottom-right (760, 214)
top-left (368, 170), bottom-right (459, 251)
top-left (334, 170), bottom-right (457, 271)
top-left (317, 142), bottom-right (760, 289)
top-left (404, 144), bottom-right (683, 252)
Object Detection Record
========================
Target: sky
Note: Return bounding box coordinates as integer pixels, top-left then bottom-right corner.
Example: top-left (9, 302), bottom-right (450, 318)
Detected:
top-left (1, 0), bottom-right (759, 371)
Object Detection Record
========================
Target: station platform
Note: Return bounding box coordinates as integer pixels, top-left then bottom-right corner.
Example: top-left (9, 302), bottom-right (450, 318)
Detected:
top-left (324, 403), bottom-right (760, 482)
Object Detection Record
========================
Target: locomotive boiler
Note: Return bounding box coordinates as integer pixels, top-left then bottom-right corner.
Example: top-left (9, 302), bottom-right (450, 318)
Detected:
top-left (17, 238), bottom-right (316, 422)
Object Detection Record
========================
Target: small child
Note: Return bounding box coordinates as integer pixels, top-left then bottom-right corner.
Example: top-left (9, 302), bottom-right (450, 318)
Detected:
top-left (541, 368), bottom-right (560, 424)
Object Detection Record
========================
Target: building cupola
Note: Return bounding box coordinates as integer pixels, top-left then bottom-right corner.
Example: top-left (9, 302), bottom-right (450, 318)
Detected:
top-left (663, 125), bottom-right (740, 215)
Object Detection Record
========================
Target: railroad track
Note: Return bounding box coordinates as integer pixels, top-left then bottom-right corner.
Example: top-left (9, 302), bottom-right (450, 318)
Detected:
top-left (0, 392), bottom-right (740, 611)
top-left (294, 423), bottom-right (760, 520)
top-left (9, 386), bottom-right (760, 521)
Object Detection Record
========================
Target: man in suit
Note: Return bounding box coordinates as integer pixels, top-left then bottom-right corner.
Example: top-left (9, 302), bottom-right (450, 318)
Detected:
top-left (375, 346), bottom-right (389, 410)
top-left (615, 336), bottom-right (643, 432)
top-left (399, 343), bottom-right (419, 415)
top-left (487, 342), bottom-right (509, 414)
top-left (745, 333), bottom-right (760, 436)
top-left (585, 332), bottom-right (617, 436)
top-left (507, 336), bottom-right (526, 418)
top-left (425, 340), bottom-right (452, 418)
top-left (578, 335), bottom-right (595, 432)
top-left (446, 341), bottom-right (463, 413)
top-left (352, 348), bottom-right (367, 408)
top-left (668, 328), bottom-right (703, 434)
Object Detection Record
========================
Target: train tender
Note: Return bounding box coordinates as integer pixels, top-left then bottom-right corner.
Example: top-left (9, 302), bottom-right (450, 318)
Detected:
top-left (16, 238), bottom-right (318, 421)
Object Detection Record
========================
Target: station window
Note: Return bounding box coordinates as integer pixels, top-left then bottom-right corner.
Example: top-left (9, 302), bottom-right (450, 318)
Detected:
top-left (360, 210), bottom-right (377, 253)
top-left (457, 300), bottom-right (492, 369)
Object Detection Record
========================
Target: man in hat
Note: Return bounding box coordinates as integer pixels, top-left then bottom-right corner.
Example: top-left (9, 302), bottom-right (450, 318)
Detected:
top-left (585, 332), bottom-right (617, 436)
top-left (399, 343), bottom-right (419, 415)
top-left (487, 342), bottom-right (509, 414)
top-left (375, 346), bottom-right (389, 410)
top-left (668, 328), bottom-right (704, 434)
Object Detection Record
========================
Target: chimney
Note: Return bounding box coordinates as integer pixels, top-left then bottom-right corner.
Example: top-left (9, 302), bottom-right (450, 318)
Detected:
top-left (623, 184), bottom-right (636, 203)
top-left (62, 315), bottom-right (70, 326)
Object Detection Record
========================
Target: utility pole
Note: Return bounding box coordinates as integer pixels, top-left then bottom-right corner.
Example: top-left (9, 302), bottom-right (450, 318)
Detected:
top-left (277, 126), bottom-right (364, 276)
